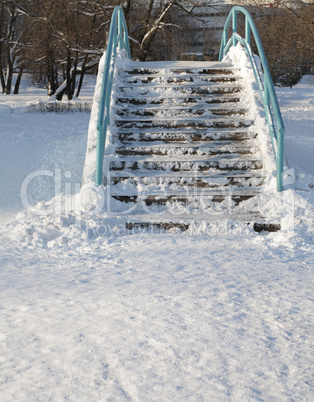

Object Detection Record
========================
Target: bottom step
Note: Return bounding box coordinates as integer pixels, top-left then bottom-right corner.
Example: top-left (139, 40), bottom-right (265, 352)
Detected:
top-left (106, 214), bottom-right (281, 235)
top-left (125, 221), bottom-right (280, 234)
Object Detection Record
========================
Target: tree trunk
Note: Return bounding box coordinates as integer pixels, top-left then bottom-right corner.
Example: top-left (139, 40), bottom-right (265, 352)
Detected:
top-left (5, 58), bottom-right (13, 94)
top-left (0, 2), bottom-right (5, 93)
top-left (0, 69), bottom-right (5, 93)
top-left (66, 47), bottom-right (72, 100)
top-left (14, 64), bottom-right (24, 94)
top-left (71, 51), bottom-right (78, 96)
top-left (75, 55), bottom-right (88, 98)
top-left (47, 50), bottom-right (57, 96)
top-left (139, 1), bottom-right (175, 61)
top-left (55, 80), bottom-right (67, 101)
top-left (124, 0), bottom-right (132, 29)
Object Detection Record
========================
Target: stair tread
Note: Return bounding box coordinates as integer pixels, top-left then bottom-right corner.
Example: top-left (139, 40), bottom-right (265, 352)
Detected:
top-left (114, 154), bottom-right (262, 161)
top-left (118, 128), bottom-right (254, 135)
top-left (115, 109), bottom-right (247, 118)
top-left (110, 188), bottom-right (262, 196)
top-left (116, 114), bottom-right (250, 119)
top-left (119, 74), bottom-right (241, 80)
top-left (110, 171), bottom-right (265, 178)
top-left (117, 94), bottom-right (241, 101)
top-left (118, 126), bottom-right (253, 132)
top-left (122, 217), bottom-right (281, 233)
top-left (116, 104), bottom-right (246, 110)
top-left (116, 143), bottom-right (257, 149)
top-left (119, 83), bottom-right (243, 89)
top-left (115, 146), bottom-right (260, 157)
top-left (109, 212), bottom-right (276, 222)
top-left (124, 60), bottom-right (236, 68)
top-left (119, 87), bottom-right (243, 96)
top-left (111, 160), bottom-right (263, 172)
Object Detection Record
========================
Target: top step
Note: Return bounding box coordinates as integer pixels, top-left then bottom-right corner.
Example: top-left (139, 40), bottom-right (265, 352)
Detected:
top-left (123, 61), bottom-right (239, 75)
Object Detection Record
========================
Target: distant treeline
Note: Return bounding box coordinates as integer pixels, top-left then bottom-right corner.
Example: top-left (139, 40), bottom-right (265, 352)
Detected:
top-left (1, 1), bottom-right (313, 98)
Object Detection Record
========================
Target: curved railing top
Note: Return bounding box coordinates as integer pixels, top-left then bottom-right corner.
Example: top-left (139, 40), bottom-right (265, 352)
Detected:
top-left (219, 6), bottom-right (285, 192)
top-left (96, 6), bottom-right (130, 186)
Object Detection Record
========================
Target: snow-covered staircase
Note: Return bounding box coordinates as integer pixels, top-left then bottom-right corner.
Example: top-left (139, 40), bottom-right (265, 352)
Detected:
top-left (104, 60), bottom-right (280, 233)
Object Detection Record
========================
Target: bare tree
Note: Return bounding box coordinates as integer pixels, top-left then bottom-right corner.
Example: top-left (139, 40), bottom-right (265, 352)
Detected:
top-left (249, 1), bottom-right (314, 86)
top-left (0, 0), bottom-right (30, 94)
top-left (15, 0), bottom-right (117, 99)
top-left (124, 1), bottom-right (218, 61)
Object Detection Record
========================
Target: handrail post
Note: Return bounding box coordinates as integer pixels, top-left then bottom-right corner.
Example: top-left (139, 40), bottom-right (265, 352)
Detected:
top-left (96, 125), bottom-right (104, 186)
top-left (232, 9), bottom-right (237, 47)
top-left (277, 128), bottom-right (284, 192)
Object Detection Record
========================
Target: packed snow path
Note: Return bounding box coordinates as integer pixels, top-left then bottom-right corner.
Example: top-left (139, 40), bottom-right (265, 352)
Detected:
top-left (0, 233), bottom-right (313, 400)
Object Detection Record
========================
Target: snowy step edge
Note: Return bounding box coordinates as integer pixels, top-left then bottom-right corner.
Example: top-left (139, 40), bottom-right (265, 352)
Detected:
top-left (116, 134), bottom-right (258, 145)
top-left (122, 219), bottom-right (281, 234)
top-left (109, 188), bottom-right (262, 197)
top-left (110, 178), bottom-right (265, 189)
top-left (115, 122), bottom-right (253, 131)
top-left (114, 107), bottom-right (248, 117)
top-left (107, 212), bottom-right (270, 223)
top-left (115, 102), bottom-right (245, 111)
top-left (115, 94), bottom-right (240, 109)
top-left (110, 160), bottom-right (264, 172)
top-left (115, 117), bottom-right (253, 124)
top-left (115, 143), bottom-right (259, 150)
top-left (115, 148), bottom-right (260, 157)
top-left (114, 140), bottom-right (258, 149)
top-left (121, 67), bottom-right (239, 75)
top-left (112, 154), bottom-right (263, 162)
top-left (118, 76), bottom-right (242, 84)
top-left (108, 170), bottom-right (266, 179)
top-left (116, 128), bottom-right (256, 136)
top-left (118, 87), bottom-right (244, 96)
top-left (118, 82), bottom-right (244, 89)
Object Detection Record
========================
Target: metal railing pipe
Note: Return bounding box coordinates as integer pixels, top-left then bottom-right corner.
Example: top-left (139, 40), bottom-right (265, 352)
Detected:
top-left (95, 7), bottom-right (131, 186)
top-left (219, 6), bottom-right (285, 192)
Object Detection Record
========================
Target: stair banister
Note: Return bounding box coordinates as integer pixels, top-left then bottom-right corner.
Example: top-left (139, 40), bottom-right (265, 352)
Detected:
top-left (96, 6), bottom-right (131, 186)
top-left (219, 6), bottom-right (285, 192)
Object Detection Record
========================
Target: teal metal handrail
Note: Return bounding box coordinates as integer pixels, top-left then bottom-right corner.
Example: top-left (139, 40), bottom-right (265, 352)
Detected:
top-left (219, 6), bottom-right (285, 192)
top-left (96, 6), bottom-right (130, 186)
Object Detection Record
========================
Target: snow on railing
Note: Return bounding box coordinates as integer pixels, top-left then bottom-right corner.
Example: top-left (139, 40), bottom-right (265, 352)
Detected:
top-left (95, 6), bottom-right (130, 186)
top-left (219, 6), bottom-right (285, 192)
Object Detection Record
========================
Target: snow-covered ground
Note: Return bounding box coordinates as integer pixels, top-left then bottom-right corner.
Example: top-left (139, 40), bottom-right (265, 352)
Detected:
top-left (0, 68), bottom-right (313, 400)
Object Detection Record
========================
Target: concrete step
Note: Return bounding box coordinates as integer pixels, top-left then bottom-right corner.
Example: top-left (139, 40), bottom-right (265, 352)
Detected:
top-left (116, 118), bottom-right (253, 130)
top-left (115, 106), bottom-right (247, 118)
top-left (117, 130), bottom-right (256, 143)
top-left (117, 95), bottom-right (241, 107)
top-left (111, 190), bottom-right (260, 206)
top-left (115, 144), bottom-right (260, 157)
top-left (119, 75), bottom-right (241, 85)
top-left (118, 84), bottom-right (243, 96)
top-left (110, 173), bottom-right (265, 189)
top-left (122, 217), bottom-right (280, 234)
top-left (122, 62), bottom-right (239, 76)
top-left (108, 189), bottom-right (262, 216)
top-left (110, 158), bottom-right (263, 172)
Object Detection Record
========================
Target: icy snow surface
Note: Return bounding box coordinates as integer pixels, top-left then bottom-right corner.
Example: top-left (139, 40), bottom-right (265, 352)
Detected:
top-left (0, 59), bottom-right (313, 400)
